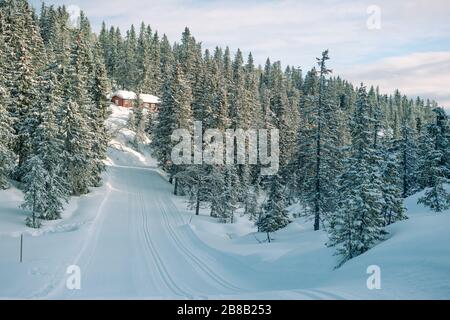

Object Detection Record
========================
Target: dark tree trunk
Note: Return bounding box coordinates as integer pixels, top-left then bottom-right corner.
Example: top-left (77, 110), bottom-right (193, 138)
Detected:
top-left (174, 178), bottom-right (178, 196)
top-left (196, 197), bottom-right (200, 216)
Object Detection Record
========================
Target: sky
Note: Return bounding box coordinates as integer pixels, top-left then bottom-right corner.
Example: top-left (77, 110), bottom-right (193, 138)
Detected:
top-left (30, 0), bottom-right (450, 109)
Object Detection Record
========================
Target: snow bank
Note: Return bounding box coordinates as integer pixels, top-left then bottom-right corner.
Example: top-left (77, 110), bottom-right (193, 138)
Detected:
top-left (184, 189), bottom-right (450, 299)
top-left (106, 104), bottom-right (157, 168)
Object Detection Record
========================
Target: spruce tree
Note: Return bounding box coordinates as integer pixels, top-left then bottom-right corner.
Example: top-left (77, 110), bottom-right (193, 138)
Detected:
top-left (27, 60), bottom-right (68, 220)
top-left (88, 44), bottom-right (110, 187)
top-left (257, 173), bottom-right (291, 243)
top-left (328, 85), bottom-right (386, 267)
top-left (418, 108), bottom-right (450, 212)
top-left (0, 84), bottom-right (14, 189)
top-left (381, 142), bottom-right (407, 225)
top-left (152, 62), bottom-right (193, 194)
top-left (21, 155), bottom-right (45, 229)
top-left (296, 51), bottom-right (341, 230)
top-left (0, 15), bottom-right (14, 189)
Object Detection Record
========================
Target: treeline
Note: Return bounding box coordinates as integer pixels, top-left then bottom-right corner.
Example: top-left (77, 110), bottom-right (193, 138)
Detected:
top-left (0, 0), bottom-right (109, 228)
top-left (100, 21), bottom-right (450, 264)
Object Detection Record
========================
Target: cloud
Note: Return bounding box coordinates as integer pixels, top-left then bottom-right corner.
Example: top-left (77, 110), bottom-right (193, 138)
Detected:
top-left (30, 0), bottom-right (450, 107)
top-left (32, 1), bottom-right (450, 62)
top-left (339, 51), bottom-right (450, 110)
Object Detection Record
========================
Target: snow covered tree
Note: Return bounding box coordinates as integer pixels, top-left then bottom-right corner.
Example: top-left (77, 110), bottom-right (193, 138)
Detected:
top-left (131, 94), bottom-right (146, 147)
top-left (0, 17), bottom-right (15, 188)
top-left (26, 61), bottom-right (69, 220)
top-left (0, 85), bottom-right (14, 189)
top-left (57, 29), bottom-right (102, 195)
top-left (89, 45), bottom-right (111, 187)
top-left (296, 51), bottom-right (342, 230)
top-left (152, 62), bottom-right (193, 195)
top-left (328, 85), bottom-right (386, 267)
top-left (137, 23), bottom-right (159, 94)
top-left (395, 112), bottom-right (418, 198)
top-left (2, 0), bottom-right (43, 180)
top-left (257, 173), bottom-right (291, 243)
top-left (418, 170), bottom-right (450, 212)
top-left (175, 165), bottom-right (212, 216)
top-left (416, 128), bottom-right (435, 190)
top-left (215, 165), bottom-right (240, 223)
top-left (381, 144), bottom-right (407, 225)
top-left (122, 25), bottom-right (138, 90)
top-left (149, 31), bottom-right (162, 95)
top-left (418, 108), bottom-right (450, 212)
top-left (21, 156), bottom-right (45, 229)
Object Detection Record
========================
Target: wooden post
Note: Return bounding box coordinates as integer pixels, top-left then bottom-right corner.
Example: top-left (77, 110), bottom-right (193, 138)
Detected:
top-left (20, 234), bottom-right (23, 263)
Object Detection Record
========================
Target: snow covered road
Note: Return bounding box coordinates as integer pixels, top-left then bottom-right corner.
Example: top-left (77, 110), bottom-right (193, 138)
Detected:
top-left (2, 163), bottom-right (449, 299)
top-left (47, 166), bottom-right (258, 299)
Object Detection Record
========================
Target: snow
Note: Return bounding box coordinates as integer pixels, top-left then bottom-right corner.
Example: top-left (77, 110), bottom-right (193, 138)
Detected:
top-left (139, 94), bottom-right (160, 104)
top-left (106, 105), bottom-right (157, 168)
top-left (0, 104), bottom-right (449, 299)
top-left (111, 90), bottom-right (160, 104)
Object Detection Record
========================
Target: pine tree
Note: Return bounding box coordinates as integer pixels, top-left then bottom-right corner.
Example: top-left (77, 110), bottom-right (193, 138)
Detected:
top-left (152, 62), bottom-right (193, 194)
top-left (416, 127), bottom-right (435, 190)
top-left (175, 165), bottom-right (211, 216)
top-left (296, 51), bottom-right (341, 230)
top-left (0, 14), bottom-right (15, 189)
top-left (381, 143), bottom-right (407, 225)
top-left (59, 97), bottom-right (92, 196)
top-left (418, 108), bottom-right (450, 212)
top-left (88, 44), bottom-right (110, 187)
top-left (131, 94), bottom-right (146, 147)
top-left (395, 108), bottom-right (418, 198)
top-left (2, 0), bottom-right (43, 180)
top-left (60, 31), bottom-right (97, 195)
top-left (21, 155), bottom-right (45, 229)
top-left (123, 24), bottom-right (138, 90)
top-left (136, 23), bottom-right (154, 93)
top-left (217, 165), bottom-right (240, 223)
top-left (0, 85), bottom-right (14, 189)
top-left (150, 31), bottom-right (162, 94)
top-left (229, 49), bottom-right (250, 129)
top-left (27, 60), bottom-right (69, 220)
top-left (328, 85), bottom-right (386, 267)
top-left (257, 173), bottom-right (291, 243)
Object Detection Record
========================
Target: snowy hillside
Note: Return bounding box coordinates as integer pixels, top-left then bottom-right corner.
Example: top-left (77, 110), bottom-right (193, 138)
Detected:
top-left (106, 105), bottom-right (157, 168)
top-left (0, 104), bottom-right (448, 300)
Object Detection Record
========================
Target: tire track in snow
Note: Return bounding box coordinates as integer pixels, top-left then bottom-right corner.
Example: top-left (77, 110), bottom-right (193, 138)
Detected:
top-left (306, 288), bottom-right (350, 300)
top-left (156, 196), bottom-right (245, 294)
top-left (138, 192), bottom-right (193, 298)
top-left (32, 170), bottom-right (115, 299)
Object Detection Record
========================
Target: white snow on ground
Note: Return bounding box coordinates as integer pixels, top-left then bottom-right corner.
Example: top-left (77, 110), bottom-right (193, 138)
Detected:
top-left (0, 104), bottom-right (449, 299)
top-left (106, 105), bottom-right (157, 168)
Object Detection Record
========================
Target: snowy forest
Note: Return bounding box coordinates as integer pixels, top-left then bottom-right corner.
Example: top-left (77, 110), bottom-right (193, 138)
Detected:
top-left (0, 0), bottom-right (449, 267)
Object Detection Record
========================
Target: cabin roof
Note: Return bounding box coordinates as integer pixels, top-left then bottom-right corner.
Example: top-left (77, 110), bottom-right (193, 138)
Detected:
top-left (112, 90), bottom-right (160, 104)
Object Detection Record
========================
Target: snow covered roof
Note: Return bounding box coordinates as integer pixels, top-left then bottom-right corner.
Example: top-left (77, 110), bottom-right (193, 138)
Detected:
top-left (112, 90), bottom-right (136, 100)
top-left (112, 91), bottom-right (160, 104)
top-left (139, 94), bottom-right (160, 104)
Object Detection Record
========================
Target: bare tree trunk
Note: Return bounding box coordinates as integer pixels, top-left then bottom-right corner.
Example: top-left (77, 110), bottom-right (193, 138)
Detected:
top-left (174, 178), bottom-right (178, 196)
top-left (196, 190), bottom-right (200, 216)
